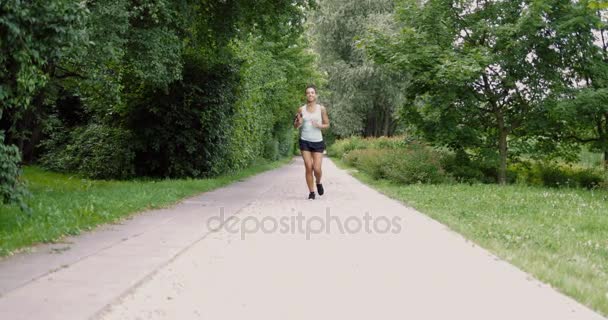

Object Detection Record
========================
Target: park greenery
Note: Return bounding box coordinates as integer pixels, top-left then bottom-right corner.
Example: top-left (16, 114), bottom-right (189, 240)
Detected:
top-left (2, 0), bottom-right (608, 203)
top-left (1, 0), bottom-right (608, 314)
top-left (363, 0), bottom-right (608, 184)
top-left (1, 0), bottom-right (320, 208)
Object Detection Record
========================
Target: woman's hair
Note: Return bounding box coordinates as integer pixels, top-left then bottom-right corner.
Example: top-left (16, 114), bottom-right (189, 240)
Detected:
top-left (305, 84), bottom-right (317, 94)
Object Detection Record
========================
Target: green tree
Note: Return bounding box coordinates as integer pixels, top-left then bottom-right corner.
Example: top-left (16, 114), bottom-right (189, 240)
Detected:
top-left (366, 0), bottom-right (596, 183)
top-left (309, 0), bottom-right (406, 137)
top-left (550, 0), bottom-right (608, 169)
top-left (0, 0), bottom-right (85, 205)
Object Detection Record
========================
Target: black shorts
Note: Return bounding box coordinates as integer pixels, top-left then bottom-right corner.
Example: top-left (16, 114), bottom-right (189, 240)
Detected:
top-left (299, 139), bottom-right (325, 153)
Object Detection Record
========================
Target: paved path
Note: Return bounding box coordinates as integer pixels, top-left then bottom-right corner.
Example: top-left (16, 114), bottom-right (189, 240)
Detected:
top-left (0, 157), bottom-right (605, 319)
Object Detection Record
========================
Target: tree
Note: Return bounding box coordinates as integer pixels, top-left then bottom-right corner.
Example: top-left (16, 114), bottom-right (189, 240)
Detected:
top-left (366, 0), bottom-right (597, 183)
top-left (550, 0), bottom-right (608, 169)
top-left (0, 0), bottom-right (85, 205)
top-left (309, 0), bottom-right (406, 137)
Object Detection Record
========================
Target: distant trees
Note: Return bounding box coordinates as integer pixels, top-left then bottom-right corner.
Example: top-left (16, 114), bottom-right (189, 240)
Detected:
top-left (309, 0), bottom-right (407, 137)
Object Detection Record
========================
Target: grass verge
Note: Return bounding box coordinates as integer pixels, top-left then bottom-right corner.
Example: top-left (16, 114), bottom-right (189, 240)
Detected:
top-left (333, 158), bottom-right (608, 316)
top-left (0, 157), bottom-right (292, 257)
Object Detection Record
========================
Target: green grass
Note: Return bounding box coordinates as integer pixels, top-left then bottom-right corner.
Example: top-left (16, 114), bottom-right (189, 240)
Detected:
top-left (334, 158), bottom-right (608, 316)
top-left (0, 157), bottom-right (292, 257)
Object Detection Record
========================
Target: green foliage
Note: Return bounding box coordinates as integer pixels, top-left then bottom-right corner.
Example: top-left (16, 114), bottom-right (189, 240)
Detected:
top-left (264, 139), bottom-right (280, 161)
top-left (0, 0), bottom-right (86, 111)
top-left (336, 136), bottom-right (448, 184)
top-left (440, 151), bottom-right (489, 184)
top-left (277, 127), bottom-right (295, 158)
top-left (384, 147), bottom-right (446, 184)
top-left (328, 136), bottom-right (366, 158)
top-left (310, 0), bottom-right (405, 137)
top-left (344, 147), bottom-right (447, 184)
top-left (365, 0), bottom-right (605, 183)
top-left (328, 135), bottom-right (408, 158)
top-left (0, 133), bottom-right (28, 208)
top-left (0, 0), bottom-right (320, 192)
top-left (220, 33), bottom-right (321, 172)
top-left (509, 162), bottom-right (605, 189)
top-left (125, 56), bottom-right (239, 178)
top-left (40, 124), bottom-right (135, 180)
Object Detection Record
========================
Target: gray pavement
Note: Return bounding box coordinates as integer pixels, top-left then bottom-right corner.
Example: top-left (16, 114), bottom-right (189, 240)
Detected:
top-left (0, 157), bottom-right (605, 319)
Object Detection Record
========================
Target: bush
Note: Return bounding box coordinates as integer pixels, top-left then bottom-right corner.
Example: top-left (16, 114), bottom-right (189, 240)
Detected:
top-left (575, 169), bottom-right (604, 189)
top-left (509, 161), bottom-right (605, 189)
top-left (277, 127), bottom-right (295, 158)
top-left (0, 133), bottom-right (28, 209)
top-left (328, 135), bottom-right (409, 159)
top-left (328, 136), bottom-right (365, 159)
top-left (539, 165), bottom-right (574, 188)
top-left (126, 57), bottom-right (240, 178)
top-left (41, 124), bottom-right (135, 180)
top-left (264, 139), bottom-right (280, 161)
top-left (345, 147), bottom-right (447, 184)
top-left (440, 150), bottom-right (487, 183)
top-left (353, 149), bottom-right (392, 179)
top-left (385, 147), bottom-right (447, 184)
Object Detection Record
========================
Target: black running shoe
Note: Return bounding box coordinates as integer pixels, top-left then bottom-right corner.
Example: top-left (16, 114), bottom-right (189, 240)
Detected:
top-left (308, 192), bottom-right (315, 200)
top-left (316, 183), bottom-right (324, 196)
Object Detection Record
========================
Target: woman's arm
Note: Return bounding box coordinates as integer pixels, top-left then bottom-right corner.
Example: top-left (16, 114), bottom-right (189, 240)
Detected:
top-left (293, 107), bottom-right (303, 129)
top-left (314, 106), bottom-right (330, 129)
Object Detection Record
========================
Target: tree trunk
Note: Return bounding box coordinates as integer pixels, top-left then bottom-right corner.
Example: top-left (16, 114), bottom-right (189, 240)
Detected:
top-left (604, 113), bottom-right (608, 171)
top-left (497, 111), bottom-right (508, 185)
top-left (383, 105), bottom-right (390, 136)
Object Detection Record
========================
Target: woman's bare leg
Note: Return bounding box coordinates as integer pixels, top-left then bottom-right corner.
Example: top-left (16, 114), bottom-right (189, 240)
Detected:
top-left (301, 150), bottom-right (315, 192)
top-left (312, 151), bottom-right (323, 184)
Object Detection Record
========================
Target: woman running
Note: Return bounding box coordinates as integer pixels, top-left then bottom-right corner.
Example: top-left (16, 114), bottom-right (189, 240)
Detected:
top-left (293, 84), bottom-right (330, 200)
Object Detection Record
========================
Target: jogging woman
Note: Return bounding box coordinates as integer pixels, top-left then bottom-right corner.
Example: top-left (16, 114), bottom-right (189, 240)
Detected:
top-left (293, 84), bottom-right (330, 200)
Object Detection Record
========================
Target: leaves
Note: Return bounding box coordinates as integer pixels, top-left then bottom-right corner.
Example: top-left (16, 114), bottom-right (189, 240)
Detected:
top-left (366, 0), bottom-right (608, 181)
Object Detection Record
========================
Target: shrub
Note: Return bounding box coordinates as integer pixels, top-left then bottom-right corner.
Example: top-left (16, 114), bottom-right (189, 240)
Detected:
top-left (40, 124), bottom-right (135, 180)
top-left (440, 150), bottom-right (487, 183)
top-left (0, 133), bottom-right (28, 209)
top-left (328, 135), bottom-right (409, 159)
top-left (573, 169), bottom-right (604, 189)
top-left (346, 147), bottom-right (447, 184)
top-left (509, 161), bottom-right (605, 189)
top-left (343, 148), bottom-right (366, 167)
top-left (354, 149), bottom-right (392, 179)
top-left (539, 165), bottom-right (576, 188)
top-left (277, 127), bottom-right (295, 158)
top-left (385, 147), bottom-right (447, 184)
top-left (328, 136), bottom-right (365, 159)
top-left (264, 139), bottom-right (280, 161)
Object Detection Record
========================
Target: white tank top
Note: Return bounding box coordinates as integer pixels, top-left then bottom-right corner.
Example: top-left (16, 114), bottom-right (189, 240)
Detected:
top-left (300, 104), bottom-right (323, 142)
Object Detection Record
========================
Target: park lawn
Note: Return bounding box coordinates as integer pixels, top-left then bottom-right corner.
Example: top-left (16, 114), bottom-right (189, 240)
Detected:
top-left (0, 158), bottom-right (292, 257)
top-left (335, 159), bottom-right (608, 316)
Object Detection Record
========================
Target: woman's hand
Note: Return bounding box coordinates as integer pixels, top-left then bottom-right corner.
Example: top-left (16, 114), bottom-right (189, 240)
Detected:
top-left (293, 112), bottom-right (303, 128)
top-left (312, 121), bottom-right (324, 129)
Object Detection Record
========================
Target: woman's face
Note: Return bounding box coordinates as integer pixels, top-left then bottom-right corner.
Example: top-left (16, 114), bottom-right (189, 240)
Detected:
top-left (306, 88), bottom-right (317, 102)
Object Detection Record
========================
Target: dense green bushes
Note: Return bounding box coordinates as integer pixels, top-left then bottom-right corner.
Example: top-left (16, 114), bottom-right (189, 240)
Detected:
top-left (332, 136), bottom-right (607, 189)
top-left (0, 133), bottom-right (27, 208)
top-left (509, 163), bottom-right (605, 189)
top-left (40, 124), bottom-right (135, 179)
top-left (0, 0), bottom-right (320, 194)
top-left (336, 137), bottom-right (447, 184)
